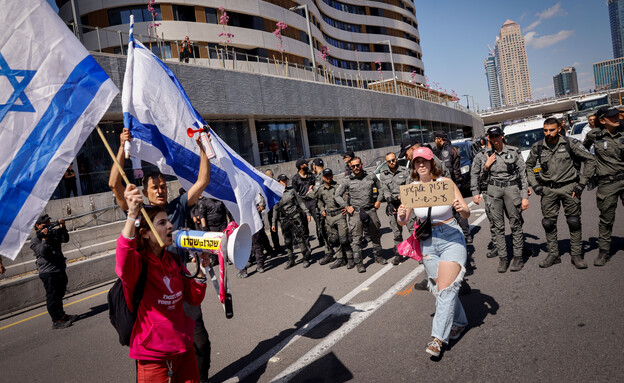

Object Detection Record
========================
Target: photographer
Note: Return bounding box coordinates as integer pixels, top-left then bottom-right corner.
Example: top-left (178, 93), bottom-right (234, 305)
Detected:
top-left (31, 214), bottom-right (77, 329)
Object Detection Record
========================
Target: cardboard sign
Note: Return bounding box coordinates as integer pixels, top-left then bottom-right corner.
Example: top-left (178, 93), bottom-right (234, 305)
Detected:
top-left (399, 180), bottom-right (455, 208)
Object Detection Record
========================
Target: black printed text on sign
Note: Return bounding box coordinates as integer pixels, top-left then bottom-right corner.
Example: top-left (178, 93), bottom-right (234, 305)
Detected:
top-left (399, 181), bottom-right (455, 208)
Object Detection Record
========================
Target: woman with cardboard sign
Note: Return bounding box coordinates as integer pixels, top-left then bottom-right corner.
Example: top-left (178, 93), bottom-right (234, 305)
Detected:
top-left (397, 147), bottom-right (470, 359)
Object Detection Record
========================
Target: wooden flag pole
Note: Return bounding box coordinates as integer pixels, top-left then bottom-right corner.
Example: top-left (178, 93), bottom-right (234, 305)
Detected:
top-left (95, 126), bottom-right (165, 247)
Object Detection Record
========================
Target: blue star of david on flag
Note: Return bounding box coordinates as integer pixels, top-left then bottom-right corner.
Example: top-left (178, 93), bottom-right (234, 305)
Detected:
top-left (0, 52), bottom-right (36, 123)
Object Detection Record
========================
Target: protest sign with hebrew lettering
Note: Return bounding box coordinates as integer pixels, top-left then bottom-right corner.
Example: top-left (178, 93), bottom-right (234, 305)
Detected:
top-left (399, 180), bottom-right (455, 208)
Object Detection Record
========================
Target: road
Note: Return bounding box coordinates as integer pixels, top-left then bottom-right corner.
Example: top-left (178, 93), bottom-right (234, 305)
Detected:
top-left (1, 190), bottom-right (623, 382)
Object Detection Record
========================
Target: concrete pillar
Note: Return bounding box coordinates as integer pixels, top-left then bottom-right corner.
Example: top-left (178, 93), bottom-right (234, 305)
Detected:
top-left (339, 118), bottom-right (347, 152)
top-left (248, 117), bottom-right (260, 166)
top-left (300, 117), bottom-right (311, 158)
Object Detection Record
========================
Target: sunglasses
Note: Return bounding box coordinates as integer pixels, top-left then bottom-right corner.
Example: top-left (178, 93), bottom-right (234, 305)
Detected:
top-left (351, 163), bottom-right (362, 168)
top-left (386, 158), bottom-right (397, 163)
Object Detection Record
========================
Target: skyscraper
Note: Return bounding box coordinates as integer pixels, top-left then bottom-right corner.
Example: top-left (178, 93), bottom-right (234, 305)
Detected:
top-left (553, 67), bottom-right (579, 96)
top-left (608, 0), bottom-right (624, 58)
top-left (495, 20), bottom-right (532, 106)
top-left (484, 50), bottom-right (502, 108)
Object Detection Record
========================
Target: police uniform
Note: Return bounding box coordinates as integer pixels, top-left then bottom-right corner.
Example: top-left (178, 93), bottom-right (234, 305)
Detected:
top-left (315, 169), bottom-right (354, 268)
top-left (482, 127), bottom-right (529, 272)
top-left (583, 108), bottom-right (624, 266)
top-left (470, 148), bottom-right (498, 257)
top-left (311, 162), bottom-right (332, 263)
top-left (292, 161), bottom-right (323, 247)
top-left (272, 181), bottom-right (312, 269)
top-left (379, 163), bottom-right (410, 265)
top-left (337, 169), bottom-right (385, 272)
top-left (526, 135), bottom-right (595, 269)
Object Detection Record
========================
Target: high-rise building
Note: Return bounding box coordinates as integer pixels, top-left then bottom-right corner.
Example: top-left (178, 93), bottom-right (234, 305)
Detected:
top-left (553, 67), bottom-right (579, 96)
top-left (593, 57), bottom-right (624, 90)
top-left (608, 0), bottom-right (624, 58)
top-left (484, 51), bottom-right (502, 108)
top-left (495, 20), bottom-right (532, 106)
top-left (55, 0), bottom-right (426, 84)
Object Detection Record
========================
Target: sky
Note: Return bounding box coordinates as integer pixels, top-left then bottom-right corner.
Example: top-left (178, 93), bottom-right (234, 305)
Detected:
top-left (414, 0), bottom-right (613, 111)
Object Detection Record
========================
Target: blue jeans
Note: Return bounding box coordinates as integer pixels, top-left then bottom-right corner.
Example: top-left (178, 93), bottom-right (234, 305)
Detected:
top-left (421, 219), bottom-right (467, 342)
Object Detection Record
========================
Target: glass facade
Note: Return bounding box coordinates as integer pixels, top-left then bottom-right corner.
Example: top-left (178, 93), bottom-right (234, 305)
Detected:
top-left (210, 120), bottom-right (253, 164)
top-left (255, 120), bottom-right (304, 165)
top-left (593, 57), bottom-right (624, 90)
top-left (343, 120), bottom-right (371, 151)
top-left (370, 120), bottom-right (393, 148)
top-left (108, 5), bottom-right (161, 26)
top-left (391, 119), bottom-right (408, 145)
top-left (306, 120), bottom-right (344, 157)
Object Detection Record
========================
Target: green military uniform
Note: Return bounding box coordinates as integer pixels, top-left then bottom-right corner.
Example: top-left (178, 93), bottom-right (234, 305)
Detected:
top-left (583, 126), bottom-right (624, 265)
top-left (313, 171), bottom-right (332, 263)
top-left (379, 164), bottom-right (410, 265)
top-left (316, 178), bottom-right (354, 267)
top-left (482, 144), bottom-right (528, 272)
top-left (272, 187), bottom-right (312, 269)
top-left (470, 148), bottom-right (498, 258)
top-left (525, 136), bottom-right (595, 268)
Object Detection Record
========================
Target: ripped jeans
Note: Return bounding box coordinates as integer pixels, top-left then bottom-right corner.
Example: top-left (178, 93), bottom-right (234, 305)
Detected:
top-left (421, 219), bottom-right (467, 343)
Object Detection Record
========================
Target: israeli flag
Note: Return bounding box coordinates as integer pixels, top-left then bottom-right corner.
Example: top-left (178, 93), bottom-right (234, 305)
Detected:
top-left (122, 16), bottom-right (283, 234)
top-left (0, 0), bottom-right (119, 260)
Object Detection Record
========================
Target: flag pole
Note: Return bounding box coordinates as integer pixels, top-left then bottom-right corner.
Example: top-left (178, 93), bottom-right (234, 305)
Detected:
top-left (95, 126), bottom-right (165, 247)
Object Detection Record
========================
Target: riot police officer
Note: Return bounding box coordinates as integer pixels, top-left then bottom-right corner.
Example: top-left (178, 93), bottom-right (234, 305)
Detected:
top-left (292, 159), bottom-right (323, 247)
top-left (337, 157), bottom-right (385, 273)
top-left (482, 126), bottom-right (529, 273)
top-left (583, 107), bottom-right (624, 266)
top-left (315, 168), bottom-right (355, 269)
top-left (526, 118), bottom-right (595, 269)
top-left (379, 152), bottom-right (410, 265)
top-left (311, 158), bottom-right (332, 264)
top-left (470, 139), bottom-right (498, 258)
top-left (272, 174), bottom-right (312, 269)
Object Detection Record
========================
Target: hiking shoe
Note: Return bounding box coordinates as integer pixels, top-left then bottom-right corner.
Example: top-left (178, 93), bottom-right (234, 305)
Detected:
top-left (330, 258), bottom-right (347, 269)
top-left (392, 255), bottom-right (403, 266)
top-left (509, 256), bottom-right (524, 272)
top-left (570, 255), bottom-right (587, 269)
top-left (319, 254), bottom-right (334, 265)
top-left (52, 320), bottom-right (71, 330)
top-left (284, 259), bottom-right (296, 270)
top-left (236, 270), bottom-right (248, 278)
top-left (594, 252), bottom-right (609, 267)
top-left (356, 262), bottom-right (366, 273)
top-left (539, 254), bottom-right (561, 268)
top-left (374, 256), bottom-right (388, 265)
top-left (498, 258), bottom-right (509, 273)
top-left (486, 249), bottom-right (498, 258)
top-left (302, 260), bottom-right (311, 268)
top-left (62, 314), bottom-right (78, 323)
top-left (346, 259), bottom-right (355, 269)
top-left (449, 325), bottom-right (466, 340)
top-left (256, 265), bottom-right (265, 273)
top-left (426, 338), bottom-right (443, 357)
top-left (413, 279), bottom-right (428, 291)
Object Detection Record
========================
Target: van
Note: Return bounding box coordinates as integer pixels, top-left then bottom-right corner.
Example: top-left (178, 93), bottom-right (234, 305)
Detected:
top-left (503, 118), bottom-right (545, 161)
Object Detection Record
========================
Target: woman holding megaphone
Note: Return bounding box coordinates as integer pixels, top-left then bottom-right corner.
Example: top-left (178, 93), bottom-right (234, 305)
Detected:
top-left (116, 184), bottom-right (206, 382)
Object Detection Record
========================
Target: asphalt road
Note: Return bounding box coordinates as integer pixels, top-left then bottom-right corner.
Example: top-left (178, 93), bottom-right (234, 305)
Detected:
top-left (1, 190), bottom-right (623, 383)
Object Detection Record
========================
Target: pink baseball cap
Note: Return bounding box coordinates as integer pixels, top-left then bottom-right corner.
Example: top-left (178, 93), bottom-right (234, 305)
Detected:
top-left (411, 147), bottom-right (434, 161)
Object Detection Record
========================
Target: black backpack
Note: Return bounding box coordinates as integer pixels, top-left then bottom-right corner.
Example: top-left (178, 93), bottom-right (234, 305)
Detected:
top-left (107, 263), bottom-right (148, 346)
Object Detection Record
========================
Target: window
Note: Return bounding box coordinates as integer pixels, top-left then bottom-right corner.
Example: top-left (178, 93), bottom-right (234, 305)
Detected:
top-left (108, 5), bottom-right (160, 26)
top-left (392, 120), bottom-right (409, 145)
top-left (343, 120), bottom-right (371, 151)
top-left (210, 121), bottom-right (253, 164)
top-left (306, 120), bottom-right (343, 156)
top-left (370, 120), bottom-right (392, 148)
top-left (255, 121), bottom-right (304, 165)
top-left (172, 5), bottom-right (196, 22)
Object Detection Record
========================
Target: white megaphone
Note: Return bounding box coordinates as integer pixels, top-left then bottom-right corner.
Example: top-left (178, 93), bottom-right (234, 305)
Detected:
top-left (173, 223), bottom-right (252, 270)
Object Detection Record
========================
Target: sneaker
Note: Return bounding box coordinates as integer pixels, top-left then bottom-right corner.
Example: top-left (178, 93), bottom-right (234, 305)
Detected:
top-left (52, 320), bottom-right (72, 330)
top-left (392, 254), bottom-right (403, 266)
top-left (413, 279), bottom-right (428, 291)
top-left (236, 270), bottom-right (248, 278)
top-left (330, 258), bottom-right (347, 269)
top-left (62, 314), bottom-right (78, 323)
top-left (356, 262), bottom-right (366, 273)
top-left (449, 325), bottom-right (466, 340)
top-left (374, 256), bottom-right (388, 265)
top-left (426, 338), bottom-right (443, 357)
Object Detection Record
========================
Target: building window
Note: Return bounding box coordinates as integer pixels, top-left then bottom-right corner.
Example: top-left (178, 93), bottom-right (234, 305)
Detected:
top-left (210, 121), bottom-right (253, 165)
top-left (255, 120), bottom-right (304, 165)
top-left (391, 120), bottom-right (408, 145)
top-left (172, 4), bottom-right (196, 22)
top-left (343, 120), bottom-right (371, 151)
top-left (108, 5), bottom-right (161, 26)
top-left (370, 120), bottom-right (392, 148)
top-left (306, 120), bottom-right (343, 156)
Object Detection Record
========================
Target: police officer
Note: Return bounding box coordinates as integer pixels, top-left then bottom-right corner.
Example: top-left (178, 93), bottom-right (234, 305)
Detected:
top-left (264, 169), bottom-right (281, 254)
top-left (470, 139), bottom-right (498, 258)
top-left (315, 168), bottom-right (355, 269)
top-left (343, 150), bottom-right (355, 177)
top-left (483, 126), bottom-right (529, 273)
top-left (292, 159), bottom-right (323, 247)
top-left (272, 174), bottom-right (313, 269)
top-left (379, 152), bottom-right (410, 265)
top-left (526, 117), bottom-right (596, 269)
top-left (337, 156), bottom-right (385, 272)
top-left (311, 158), bottom-right (332, 264)
top-left (583, 107), bottom-right (624, 266)
top-left (434, 130), bottom-right (472, 244)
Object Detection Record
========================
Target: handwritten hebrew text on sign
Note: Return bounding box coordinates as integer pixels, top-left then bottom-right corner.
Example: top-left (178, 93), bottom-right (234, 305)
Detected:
top-left (399, 180), bottom-right (455, 208)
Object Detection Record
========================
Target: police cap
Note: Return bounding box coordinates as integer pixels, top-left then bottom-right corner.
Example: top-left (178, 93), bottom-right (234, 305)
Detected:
top-left (487, 126), bottom-right (504, 136)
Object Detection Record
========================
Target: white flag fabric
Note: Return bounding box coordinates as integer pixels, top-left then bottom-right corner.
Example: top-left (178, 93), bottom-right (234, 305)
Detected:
top-left (0, 0), bottom-right (119, 260)
top-left (122, 17), bottom-right (283, 233)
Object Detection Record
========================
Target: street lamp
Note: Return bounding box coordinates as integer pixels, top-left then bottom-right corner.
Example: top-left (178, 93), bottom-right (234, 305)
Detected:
top-left (289, 4), bottom-right (317, 81)
top-left (461, 94), bottom-right (475, 110)
top-left (375, 40), bottom-right (398, 94)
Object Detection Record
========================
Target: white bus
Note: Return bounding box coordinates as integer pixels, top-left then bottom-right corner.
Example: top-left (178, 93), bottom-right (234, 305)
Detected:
top-left (574, 94), bottom-right (610, 116)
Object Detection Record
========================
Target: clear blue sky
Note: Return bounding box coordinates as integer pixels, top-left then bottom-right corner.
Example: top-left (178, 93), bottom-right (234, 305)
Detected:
top-left (415, 0), bottom-right (613, 110)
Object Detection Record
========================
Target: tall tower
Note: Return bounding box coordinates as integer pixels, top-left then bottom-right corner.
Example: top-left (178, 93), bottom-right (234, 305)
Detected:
top-left (484, 47), bottom-right (502, 108)
top-left (553, 67), bottom-right (579, 96)
top-left (495, 20), bottom-right (532, 106)
top-left (608, 0), bottom-right (624, 58)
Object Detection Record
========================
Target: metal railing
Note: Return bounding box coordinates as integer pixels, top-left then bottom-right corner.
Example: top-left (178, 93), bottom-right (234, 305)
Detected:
top-left (75, 23), bottom-right (480, 119)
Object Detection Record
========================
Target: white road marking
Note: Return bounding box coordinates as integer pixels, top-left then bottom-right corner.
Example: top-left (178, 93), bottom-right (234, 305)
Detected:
top-left (224, 263), bottom-right (423, 382)
top-left (270, 265), bottom-right (425, 382)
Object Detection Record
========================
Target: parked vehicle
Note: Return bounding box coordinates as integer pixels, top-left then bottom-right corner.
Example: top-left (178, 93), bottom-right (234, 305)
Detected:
top-left (503, 118), bottom-right (546, 161)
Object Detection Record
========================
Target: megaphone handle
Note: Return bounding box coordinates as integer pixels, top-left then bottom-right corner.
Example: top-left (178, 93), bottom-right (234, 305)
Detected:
top-left (224, 293), bottom-right (233, 319)
top-left (203, 264), bottom-right (221, 297)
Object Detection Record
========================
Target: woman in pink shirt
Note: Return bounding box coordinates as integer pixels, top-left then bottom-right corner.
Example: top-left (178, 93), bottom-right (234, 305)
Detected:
top-left (117, 184), bottom-right (206, 382)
